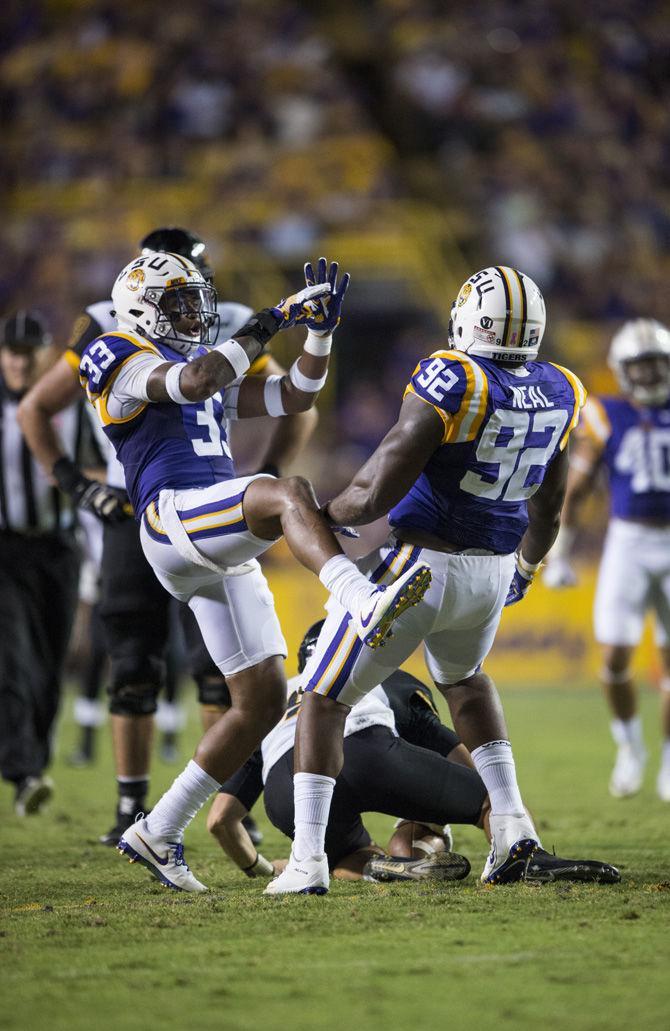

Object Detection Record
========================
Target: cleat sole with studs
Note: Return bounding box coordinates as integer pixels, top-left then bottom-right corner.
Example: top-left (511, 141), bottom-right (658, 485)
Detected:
top-left (365, 567), bottom-right (432, 649)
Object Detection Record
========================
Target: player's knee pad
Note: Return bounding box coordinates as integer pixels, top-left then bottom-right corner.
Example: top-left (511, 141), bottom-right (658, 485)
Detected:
top-left (108, 655), bottom-right (164, 716)
top-left (196, 675), bottom-right (231, 708)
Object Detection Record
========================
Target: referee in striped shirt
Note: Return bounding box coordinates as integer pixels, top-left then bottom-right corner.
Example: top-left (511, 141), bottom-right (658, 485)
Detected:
top-left (0, 312), bottom-right (80, 816)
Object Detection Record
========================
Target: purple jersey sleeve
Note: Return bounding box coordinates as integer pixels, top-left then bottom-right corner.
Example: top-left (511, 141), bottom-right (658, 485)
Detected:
top-left (79, 333), bottom-right (161, 401)
top-left (405, 351), bottom-right (471, 441)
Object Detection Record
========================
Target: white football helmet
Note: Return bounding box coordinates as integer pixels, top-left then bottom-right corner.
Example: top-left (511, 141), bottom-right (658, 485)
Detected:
top-left (111, 251), bottom-right (218, 355)
top-left (608, 319), bottom-right (670, 407)
top-left (449, 266), bottom-right (546, 364)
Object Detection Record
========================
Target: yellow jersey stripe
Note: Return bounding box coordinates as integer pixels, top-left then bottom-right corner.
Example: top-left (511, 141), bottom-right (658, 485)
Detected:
top-left (548, 362), bottom-right (587, 449)
top-left (579, 396), bottom-right (611, 448)
top-left (64, 349), bottom-right (80, 372)
top-left (429, 351), bottom-right (490, 444)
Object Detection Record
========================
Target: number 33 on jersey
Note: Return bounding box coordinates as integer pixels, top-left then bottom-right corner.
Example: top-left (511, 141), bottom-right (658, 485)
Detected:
top-left (78, 331), bottom-right (234, 519)
top-left (389, 350), bottom-right (586, 553)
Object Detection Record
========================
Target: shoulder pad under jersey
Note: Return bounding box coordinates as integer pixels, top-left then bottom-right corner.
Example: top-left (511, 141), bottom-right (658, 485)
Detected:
top-left (405, 350), bottom-right (489, 443)
top-left (79, 331), bottom-right (162, 401)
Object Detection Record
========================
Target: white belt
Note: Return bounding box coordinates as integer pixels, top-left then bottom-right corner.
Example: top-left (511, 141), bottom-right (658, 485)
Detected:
top-left (158, 489), bottom-right (256, 577)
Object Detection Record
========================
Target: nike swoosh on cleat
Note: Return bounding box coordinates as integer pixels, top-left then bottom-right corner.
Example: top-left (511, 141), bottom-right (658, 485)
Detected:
top-left (360, 607), bottom-right (376, 628)
top-left (136, 833), bottom-right (170, 866)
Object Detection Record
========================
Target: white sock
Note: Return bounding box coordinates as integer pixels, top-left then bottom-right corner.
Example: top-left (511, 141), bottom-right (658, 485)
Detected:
top-left (293, 772), bottom-right (336, 860)
top-left (145, 760), bottom-right (220, 842)
top-left (472, 740), bottom-right (525, 816)
top-left (319, 555), bottom-right (376, 614)
top-left (610, 716), bottom-right (645, 752)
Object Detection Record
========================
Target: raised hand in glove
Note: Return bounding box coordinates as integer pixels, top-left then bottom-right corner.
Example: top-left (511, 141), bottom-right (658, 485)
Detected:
top-left (271, 282), bottom-right (332, 329)
top-left (53, 457), bottom-right (132, 524)
top-left (505, 553), bottom-right (541, 607)
top-left (303, 258), bottom-right (350, 336)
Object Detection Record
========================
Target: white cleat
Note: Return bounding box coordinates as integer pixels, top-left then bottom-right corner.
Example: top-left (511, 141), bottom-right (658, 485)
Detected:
top-left (264, 850), bottom-right (329, 896)
top-left (14, 775), bottom-right (54, 817)
top-left (352, 563), bottom-right (432, 648)
top-left (609, 744), bottom-right (646, 798)
top-left (117, 817), bottom-right (208, 893)
top-left (656, 765), bottom-right (670, 803)
top-left (481, 812), bottom-right (539, 885)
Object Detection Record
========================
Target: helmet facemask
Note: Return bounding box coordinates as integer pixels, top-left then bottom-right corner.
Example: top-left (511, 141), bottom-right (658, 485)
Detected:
top-left (152, 283), bottom-right (219, 353)
top-left (618, 354), bottom-right (670, 407)
top-left (112, 252), bottom-right (219, 356)
top-left (608, 320), bottom-right (670, 407)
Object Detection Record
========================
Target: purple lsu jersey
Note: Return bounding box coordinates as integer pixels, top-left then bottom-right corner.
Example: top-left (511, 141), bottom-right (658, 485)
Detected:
top-left (581, 395), bottom-right (670, 521)
top-left (389, 350), bottom-right (585, 553)
top-left (79, 331), bottom-right (235, 517)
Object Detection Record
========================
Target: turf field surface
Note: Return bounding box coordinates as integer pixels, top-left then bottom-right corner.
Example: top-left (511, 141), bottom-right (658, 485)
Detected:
top-left (2, 685), bottom-right (669, 1031)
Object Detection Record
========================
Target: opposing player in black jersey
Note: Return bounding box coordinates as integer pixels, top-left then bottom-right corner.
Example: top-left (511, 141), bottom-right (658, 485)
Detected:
top-left (18, 227), bottom-right (317, 844)
top-left (209, 623), bottom-right (621, 886)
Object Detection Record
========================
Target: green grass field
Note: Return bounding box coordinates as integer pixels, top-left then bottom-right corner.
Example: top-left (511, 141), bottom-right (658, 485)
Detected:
top-left (2, 683), bottom-right (669, 1031)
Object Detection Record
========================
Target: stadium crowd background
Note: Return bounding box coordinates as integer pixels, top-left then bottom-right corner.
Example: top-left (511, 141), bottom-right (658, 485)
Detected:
top-left (2, 0), bottom-right (669, 678)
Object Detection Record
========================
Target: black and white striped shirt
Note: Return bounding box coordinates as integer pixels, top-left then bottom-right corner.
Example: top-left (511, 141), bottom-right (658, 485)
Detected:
top-left (0, 377), bottom-right (79, 535)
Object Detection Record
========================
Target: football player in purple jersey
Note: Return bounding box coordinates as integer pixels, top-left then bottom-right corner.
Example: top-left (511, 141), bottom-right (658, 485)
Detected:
top-left (544, 320), bottom-right (670, 801)
top-left (77, 252), bottom-right (431, 892)
top-left (18, 226), bottom-right (318, 848)
top-left (266, 265), bottom-right (592, 896)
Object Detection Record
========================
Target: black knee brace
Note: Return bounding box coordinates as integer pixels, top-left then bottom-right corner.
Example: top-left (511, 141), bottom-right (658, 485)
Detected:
top-left (108, 655), bottom-right (164, 716)
top-left (196, 674), bottom-right (231, 709)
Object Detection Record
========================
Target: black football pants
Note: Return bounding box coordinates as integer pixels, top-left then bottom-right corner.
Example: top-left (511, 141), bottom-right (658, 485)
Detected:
top-left (0, 531), bottom-right (79, 783)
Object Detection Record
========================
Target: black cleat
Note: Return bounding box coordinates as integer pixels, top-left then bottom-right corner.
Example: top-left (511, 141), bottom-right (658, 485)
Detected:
top-left (242, 813), bottom-right (263, 846)
top-left (523, 847), bottom-right (621, 885)
top-left (363, 851), bottom-right (471, 883)
top-left (99, 808), bottom-right (149, 848)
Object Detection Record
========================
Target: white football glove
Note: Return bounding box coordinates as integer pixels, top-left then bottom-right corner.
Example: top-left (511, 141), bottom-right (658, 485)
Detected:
top-left (543, 557), bottom-right (578, 589)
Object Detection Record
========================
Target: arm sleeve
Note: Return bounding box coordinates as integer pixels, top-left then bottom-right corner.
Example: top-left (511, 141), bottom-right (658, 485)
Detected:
top-left (221, 377), bottom-right (245, 420)
top-left (218, 750), bottom-right (264, 812)
top-left (110, 352), bottom-right (166, 404)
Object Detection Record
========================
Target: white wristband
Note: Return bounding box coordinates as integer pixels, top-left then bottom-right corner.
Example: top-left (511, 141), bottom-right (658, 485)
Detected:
top-left (289, 359), bottom-right (327, 393)
top-left (517, 552), bottom-right (543, 576)
top-left (164, 363), bottom-right (189, 404)
top-left (304, 331), bottom-right (332, 356)
top-left (214, 338), bottom-right (251, 379)
top-left (264, 375), bottom-right (286, 417)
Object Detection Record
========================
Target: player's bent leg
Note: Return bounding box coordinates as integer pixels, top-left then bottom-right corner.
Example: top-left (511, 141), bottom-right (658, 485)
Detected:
top-left (243, 478), bottom-right (432, 648)
top-left (600, 644), bottom-right (647, 797)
